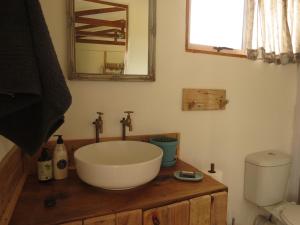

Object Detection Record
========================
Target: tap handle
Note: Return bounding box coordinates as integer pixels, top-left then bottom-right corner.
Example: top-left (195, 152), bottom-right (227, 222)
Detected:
top-left (97, 112), bottom-right (104, 120)
top-left (124, 111), bottom-right (134, 115)
top-left (124, 111), bottom-right (133, 119)
top-left (124, 111), bottom-right (133, 121)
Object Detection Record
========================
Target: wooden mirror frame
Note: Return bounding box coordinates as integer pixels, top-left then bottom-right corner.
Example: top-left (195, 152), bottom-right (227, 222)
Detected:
top-left (68, 0), bottom-right (156, 82)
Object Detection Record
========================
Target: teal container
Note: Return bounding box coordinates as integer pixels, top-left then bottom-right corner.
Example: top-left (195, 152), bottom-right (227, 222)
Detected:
top-left (150, 137), bottom-right (178, 167)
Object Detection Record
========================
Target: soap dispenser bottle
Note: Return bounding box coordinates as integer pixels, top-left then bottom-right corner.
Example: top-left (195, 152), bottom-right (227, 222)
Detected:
top-left (38, 148), bottom-right (53, 183)
top-left (53, 135), bottom-right (68, 180)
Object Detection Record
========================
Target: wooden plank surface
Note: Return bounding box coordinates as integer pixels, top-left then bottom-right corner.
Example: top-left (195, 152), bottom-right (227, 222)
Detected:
top-left (84, 214), bottom-right (115, 225)
top-left (0, 146), bottom-right (25, 225)
top-left (116, 210), bottom-right (142, 225)
top-left (182, 89), bottom-right (228, 111)
top-left (189, 195), bottom-right (211, 225)
top-left (211, 192), bottom-right (228, 225)
top-left (144, 201), bottom-right (189, 225)
top-left (10, 160), bottom-right (227, 225)
top-left (0, 174), bottom-right (26, 225)
top-left (60, 221), bottom-right (83, 225)
top-left (143, 206), bottom-right (168, 225)
top-left (167, 201), bottom-right (189, 225)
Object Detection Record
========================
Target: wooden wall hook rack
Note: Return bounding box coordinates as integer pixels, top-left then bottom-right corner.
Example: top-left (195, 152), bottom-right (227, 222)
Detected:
top-left (182, 89), bottom-right (229, 111)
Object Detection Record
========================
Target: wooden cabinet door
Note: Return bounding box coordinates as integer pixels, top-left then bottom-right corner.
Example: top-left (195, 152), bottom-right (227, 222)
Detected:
top-left (143, 201), bottom-right (189, 225)
top-left (116, 210), bottom-right (142, 225)
top-left (189, 195), bottom-right (211, 225)
top-left (167, 201), bottom-right (189, 225)
top-left (211, 192), bottom-right (228, 225)
top-left (60, 221), bottom-right (83, 225)
top-left (84, 214), bottom-right (115, 225)
top-left (143, 206), bottom-right (168, 225)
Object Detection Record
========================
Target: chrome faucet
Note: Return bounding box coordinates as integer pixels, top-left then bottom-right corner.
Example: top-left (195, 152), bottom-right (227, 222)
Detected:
top-left (93, 112), bottom-right (103, 143)
top-left (120, 111), bottom-right (133, 140)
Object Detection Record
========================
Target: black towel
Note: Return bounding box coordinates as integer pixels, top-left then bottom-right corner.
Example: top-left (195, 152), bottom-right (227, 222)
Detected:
top-left (0, 0), bottom-right (72, 155)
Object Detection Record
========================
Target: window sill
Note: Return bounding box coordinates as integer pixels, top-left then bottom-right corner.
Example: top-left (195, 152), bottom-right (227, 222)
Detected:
top-left (186, 44), bottom-right (247, 58)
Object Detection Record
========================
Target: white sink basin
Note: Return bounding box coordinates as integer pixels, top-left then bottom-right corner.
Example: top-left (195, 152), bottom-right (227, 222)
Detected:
top-left (74, 141), bottom-right (163, 190)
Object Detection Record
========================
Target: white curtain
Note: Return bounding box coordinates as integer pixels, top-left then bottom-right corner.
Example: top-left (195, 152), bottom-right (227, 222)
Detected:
top-left (245, 0), bottom-right (300, 64)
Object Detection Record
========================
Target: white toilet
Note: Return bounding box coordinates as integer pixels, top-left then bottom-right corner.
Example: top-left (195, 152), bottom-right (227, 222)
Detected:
top-left (244, 150), bottom-right (300, 225)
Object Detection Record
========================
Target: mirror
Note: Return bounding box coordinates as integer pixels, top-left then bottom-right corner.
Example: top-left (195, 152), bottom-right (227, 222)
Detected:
top-left (68, 0), bottom-right (156, 81)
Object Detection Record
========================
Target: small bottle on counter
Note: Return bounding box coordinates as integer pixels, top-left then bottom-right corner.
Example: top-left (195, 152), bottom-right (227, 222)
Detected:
top-left (53, 135), bottom-right (68, 180)
top-left (38, 148), bottom-right (53, 183)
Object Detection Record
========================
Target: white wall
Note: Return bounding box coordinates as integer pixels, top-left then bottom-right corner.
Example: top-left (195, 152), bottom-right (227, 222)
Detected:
top-left (0, 136), bottom-right (13, 162)
top-left (40, 0), bottom-right (298, 224)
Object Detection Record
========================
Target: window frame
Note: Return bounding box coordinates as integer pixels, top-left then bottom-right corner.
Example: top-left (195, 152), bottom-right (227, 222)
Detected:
top-left (185, 0), bottom-right (247, 58)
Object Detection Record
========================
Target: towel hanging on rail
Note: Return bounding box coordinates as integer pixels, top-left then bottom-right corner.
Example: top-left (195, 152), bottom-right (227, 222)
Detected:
top-left (0, 0), bottom-right (72, 155)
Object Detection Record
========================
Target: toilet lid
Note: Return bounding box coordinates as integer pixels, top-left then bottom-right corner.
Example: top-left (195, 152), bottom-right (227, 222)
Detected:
top-left (281, 205), bottom-right (300, 225)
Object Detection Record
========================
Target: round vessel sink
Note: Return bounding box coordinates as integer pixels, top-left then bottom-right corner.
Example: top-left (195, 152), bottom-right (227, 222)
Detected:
top-left (74, 141), bottom-right (163, 190)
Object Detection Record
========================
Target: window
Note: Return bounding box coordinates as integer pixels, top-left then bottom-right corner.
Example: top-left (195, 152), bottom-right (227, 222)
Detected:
top-left (186, 0), bottom-right (247, 57)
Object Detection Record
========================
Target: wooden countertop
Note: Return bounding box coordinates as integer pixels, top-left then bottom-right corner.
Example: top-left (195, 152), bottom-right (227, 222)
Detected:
top-left (10, 160), bottom-right (227, 225)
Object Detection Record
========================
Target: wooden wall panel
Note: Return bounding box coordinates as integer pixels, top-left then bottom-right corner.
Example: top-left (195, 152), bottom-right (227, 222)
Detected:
top-left (0, 146), bottom-right (25, 225)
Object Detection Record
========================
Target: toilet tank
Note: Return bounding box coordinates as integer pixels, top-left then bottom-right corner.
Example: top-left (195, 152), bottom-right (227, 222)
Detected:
top-left (244, 150), bottom-right (291, 206)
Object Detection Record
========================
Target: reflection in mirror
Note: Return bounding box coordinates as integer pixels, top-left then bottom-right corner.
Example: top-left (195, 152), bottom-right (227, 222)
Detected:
top-left (69, 0), bottom-right (156, 81)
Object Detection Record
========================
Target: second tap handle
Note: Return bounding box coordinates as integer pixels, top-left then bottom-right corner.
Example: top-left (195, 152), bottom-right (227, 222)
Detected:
top-left (124, 111), bottom-right (134, 115)
top-left (97, 112), bottom-right (104, 119)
